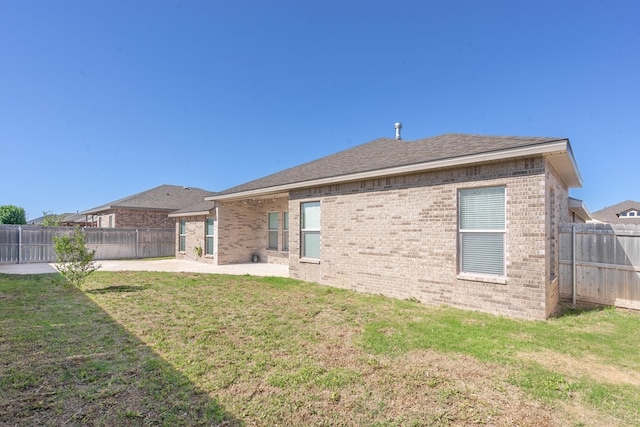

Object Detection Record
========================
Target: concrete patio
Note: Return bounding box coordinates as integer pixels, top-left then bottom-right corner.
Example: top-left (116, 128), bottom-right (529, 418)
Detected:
top-left (0, 258), bottom-right (289, 277)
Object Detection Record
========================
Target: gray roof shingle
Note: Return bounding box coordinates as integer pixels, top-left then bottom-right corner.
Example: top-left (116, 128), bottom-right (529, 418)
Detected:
top-left (82, 185), bottom-right (214, 214)
top-left (213, 133), bottom-right (567, 197)
top-left (169, 200), bottom-right (217, 217)
top-left (592, 200), bottom-right (640, 224)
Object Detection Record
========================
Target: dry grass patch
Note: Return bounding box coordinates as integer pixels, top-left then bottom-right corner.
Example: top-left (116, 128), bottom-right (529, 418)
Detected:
top-left (520, 350), bottom-right (640, 387)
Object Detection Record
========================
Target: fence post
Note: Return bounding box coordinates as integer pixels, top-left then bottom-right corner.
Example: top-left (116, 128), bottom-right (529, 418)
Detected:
top-left (572, 223), bottom-right (576, 307)
top-left (136, 229), bottom-right (139, 259)
top-left (18, 226), bottom-right (22, 264)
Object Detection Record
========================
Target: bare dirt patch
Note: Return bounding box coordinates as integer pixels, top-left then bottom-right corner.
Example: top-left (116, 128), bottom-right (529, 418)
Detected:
top-left (519, 350), bottom-right (640, 386)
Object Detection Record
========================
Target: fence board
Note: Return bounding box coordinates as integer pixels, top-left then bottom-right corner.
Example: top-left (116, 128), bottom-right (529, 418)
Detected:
top-left (559, 223), bottom-right (640, 310)
top-left (0, 225), bottom-right (175, 264)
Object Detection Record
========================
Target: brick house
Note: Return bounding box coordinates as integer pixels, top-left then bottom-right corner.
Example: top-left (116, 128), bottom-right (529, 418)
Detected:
top-left (189, 133), bottom-right (585, 319)
top-left (81, 185), bottom-right (213, 228)
top-left (168, 200), bottom-right (217, 261)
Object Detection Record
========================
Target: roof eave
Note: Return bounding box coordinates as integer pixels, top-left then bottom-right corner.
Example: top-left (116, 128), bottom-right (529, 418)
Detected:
top-left (168, 210), bottom-right (215, 218)
top-left (82, 206), bottom-right (176, 214)
top-left (207, 140), bottom-right (580, 201)
top-left (568, 197), bottom-right (593, 221)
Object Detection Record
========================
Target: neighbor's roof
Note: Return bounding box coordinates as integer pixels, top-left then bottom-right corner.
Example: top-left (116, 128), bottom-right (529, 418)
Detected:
top-left (591, 200), bottom-right (640, 224)
top-left (168, 200), bottom-right (217, 218)
top-left (208, 133), bottom-right (581, 201)
top-left (82, 185), bottom-right (214, 215)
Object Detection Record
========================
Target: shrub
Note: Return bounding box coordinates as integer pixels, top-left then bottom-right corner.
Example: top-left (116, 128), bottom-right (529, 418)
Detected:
top-left (53, 228), bottom-right (100, 287)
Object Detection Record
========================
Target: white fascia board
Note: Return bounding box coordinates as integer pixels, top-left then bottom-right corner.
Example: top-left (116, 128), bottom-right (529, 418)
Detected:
top-left (208, 140), bottom-right (573, 201)
top-left (168, 210), bottom-right (213, 218)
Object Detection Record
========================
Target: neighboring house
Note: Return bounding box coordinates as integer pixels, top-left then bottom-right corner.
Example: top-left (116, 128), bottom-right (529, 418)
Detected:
top-left (591, 200), bottom-right (640, 224)
top-left (568, 197), bottom-right (593, 223)
top-left (168, 200), bottom-right (217, 261)
top-left (28, 212), bottom-right (93, 226)
top-left (81, 185), bottom-right (213, 228)
top-left (193, 132), bottom-right (583, 319)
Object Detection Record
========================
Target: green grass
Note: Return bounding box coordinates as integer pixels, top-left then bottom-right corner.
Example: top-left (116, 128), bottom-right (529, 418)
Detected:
top-left (2, 271), bottom-right (640, 426)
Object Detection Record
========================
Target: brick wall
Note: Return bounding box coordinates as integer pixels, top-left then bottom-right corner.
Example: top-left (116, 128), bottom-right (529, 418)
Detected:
top-left (287, 156), bottom-right (558, 319)
top-left (544, 161), bottom-right (570, 317)
top-left (94, 209), bottom-right (174, 228)
top-left (175, 214), bottom-right (217, 263)
top-left (217, 197), bottom-right (289, 264)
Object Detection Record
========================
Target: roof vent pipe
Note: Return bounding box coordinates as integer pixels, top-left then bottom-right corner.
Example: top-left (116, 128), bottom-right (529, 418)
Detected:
top-left (394, 122), bottom-right (403, 140)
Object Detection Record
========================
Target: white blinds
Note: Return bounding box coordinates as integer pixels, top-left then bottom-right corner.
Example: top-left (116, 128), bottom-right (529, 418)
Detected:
top-left (459, 187), bottom-right (505, 276)
top-left (459, 187), bottom-right (505, 230)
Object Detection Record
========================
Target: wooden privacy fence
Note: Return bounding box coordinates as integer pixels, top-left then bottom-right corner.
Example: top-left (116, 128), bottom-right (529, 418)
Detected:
top-left (0, 225), bottom-right (175, 264)
top-left (559, 223), bottom-right (640, 310)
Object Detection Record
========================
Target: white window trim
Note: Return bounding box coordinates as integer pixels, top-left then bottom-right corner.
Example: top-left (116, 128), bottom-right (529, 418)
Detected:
top-left (205, 218), bottom-right (214, 256)
top-left (457, 186), bottom-right (506, 283)
top-left (283, 211), bottom-right (289, 252)
top-left (267, 212), bottom-right (279, 250)
top-left (179, 220), bottom-right (186, 252)
top-left (301, 201), bottom-right (320, 260)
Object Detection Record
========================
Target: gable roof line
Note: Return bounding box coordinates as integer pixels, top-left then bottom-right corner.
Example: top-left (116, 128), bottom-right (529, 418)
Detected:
top-left (81, 184), bottom-right (214, 215)
top-left (207, 139), bottom-right (578, 201)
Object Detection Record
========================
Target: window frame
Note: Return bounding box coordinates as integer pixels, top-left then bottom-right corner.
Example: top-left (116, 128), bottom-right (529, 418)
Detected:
top-left (283, 211), bottom-right (289, 252)
top-left (205, 217), bottom-right (214, 256)
top-left (301, 201), bottom-right (321, 260)
top-left (267, 212), bottom-right (279, 250)
top-left (179, 219), bottom-right (186, 252)
top-left (458, 186), bottom-right (506, 279)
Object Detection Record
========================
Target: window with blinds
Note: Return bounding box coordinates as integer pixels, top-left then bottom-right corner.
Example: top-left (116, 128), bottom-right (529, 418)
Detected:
top-left (179, 220), bottom-right (186, 252)
top-left (301, 202), bottom-right (320, 259)
top-left (205, 218), bottom-right (214, 255)
top-left (459, 187), bottom-right (505, 276)
top-left (268, 212), bottom-right (279, 250)
top-left (283, 211), bottom-right (289, 251)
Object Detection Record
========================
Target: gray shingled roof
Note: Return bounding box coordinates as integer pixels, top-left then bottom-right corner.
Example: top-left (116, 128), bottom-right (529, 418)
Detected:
top-left (214, 133), bottom-right (567, 196)
top-left (592, 200), bottom-right (640, 224)
top-left (168, 200), bottom-right (217, 217)
top-left (82, 185), bottom-right (214, 214)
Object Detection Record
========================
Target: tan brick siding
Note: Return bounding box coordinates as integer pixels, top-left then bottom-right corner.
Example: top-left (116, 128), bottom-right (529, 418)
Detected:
top-left (217, 198), bottom-right (289, 265)
top-left (94, 209), bottom-right (174, 228)
top-left (286, 157), bottom-right (555, 319)
top-left (175, 214), bottom-right (217, 264)
top-left (545, 161), bottom-right (570, 317)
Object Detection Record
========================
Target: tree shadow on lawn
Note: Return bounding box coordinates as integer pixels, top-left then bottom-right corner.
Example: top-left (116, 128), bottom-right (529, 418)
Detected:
top-left (86, 284), bottom-right (149, 294)
top-left (0, 274), bottom-right (239, 427)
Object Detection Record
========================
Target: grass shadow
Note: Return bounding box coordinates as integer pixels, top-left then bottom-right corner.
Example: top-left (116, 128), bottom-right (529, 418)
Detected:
top-left (0, 273), bottom-right (239, 426)
top-left (553, 299), bottom-right (608, 318)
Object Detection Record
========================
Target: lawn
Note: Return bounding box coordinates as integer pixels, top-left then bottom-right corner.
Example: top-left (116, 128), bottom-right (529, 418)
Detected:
top-left (1, 271), bottom-right (639, 426)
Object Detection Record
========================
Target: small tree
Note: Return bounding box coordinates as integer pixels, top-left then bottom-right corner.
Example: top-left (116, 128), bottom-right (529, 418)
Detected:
top-left (41, 211), bottom-right (64, 227)
top-left (53, 228), bottom-right (100, 287)
top-left (0, 205), bottom-right (27, 224)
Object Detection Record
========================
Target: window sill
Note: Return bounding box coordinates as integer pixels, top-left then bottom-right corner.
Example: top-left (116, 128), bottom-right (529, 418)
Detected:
top-left (457, 273), bottom-right (506, 285)
top-left (300, 257), bottom-right (320, 264)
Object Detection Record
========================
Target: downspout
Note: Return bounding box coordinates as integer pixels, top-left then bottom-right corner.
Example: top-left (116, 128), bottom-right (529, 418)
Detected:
top-left (572, 223), bottom-right (577, 307)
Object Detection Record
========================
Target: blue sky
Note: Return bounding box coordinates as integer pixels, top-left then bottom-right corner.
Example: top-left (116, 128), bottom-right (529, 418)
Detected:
top-left (1, 0), bottom-right (638, 220)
